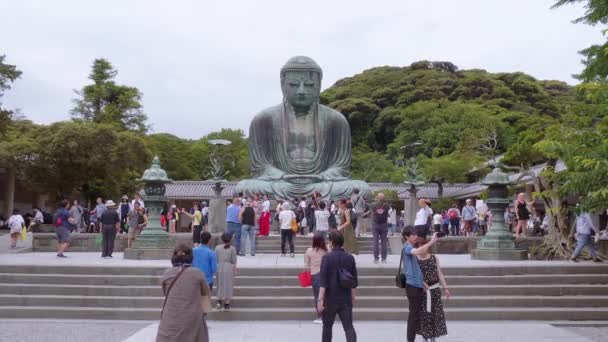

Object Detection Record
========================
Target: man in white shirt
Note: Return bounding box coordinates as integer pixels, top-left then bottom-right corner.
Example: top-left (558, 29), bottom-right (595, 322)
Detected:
top-left (414, 199), bottom-right (432, 237)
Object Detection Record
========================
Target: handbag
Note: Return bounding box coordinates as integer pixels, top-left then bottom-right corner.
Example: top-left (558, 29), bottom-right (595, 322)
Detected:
top-left (291, 218), bottom-right (299, 233)
top-left (395, 250), bottom-right (406, 288)
top-left (298, 271), bottom-right (312, 287)
top-left (20, 227), bottom-right (28, 241)
top-left (338, 254), bottom-right (357, 289)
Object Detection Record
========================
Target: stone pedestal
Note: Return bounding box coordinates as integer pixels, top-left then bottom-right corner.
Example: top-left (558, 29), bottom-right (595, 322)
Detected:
top-left (209, 181), bottom-right (227, 234)
top-left (403, 185), bottom-right (418, 227)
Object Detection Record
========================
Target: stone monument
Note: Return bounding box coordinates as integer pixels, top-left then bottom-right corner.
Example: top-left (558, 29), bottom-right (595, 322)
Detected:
top-left (124, 156), bottom-right (175, 260)
top-left (471, 164), bottom-right (528, 260)
top-left (236, 56), bottom-right (370, 200)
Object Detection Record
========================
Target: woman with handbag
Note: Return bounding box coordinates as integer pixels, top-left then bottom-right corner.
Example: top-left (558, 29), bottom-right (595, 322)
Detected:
top-left (304, 232), bottom-right (328, 324)
top-left (415, 238), bottom-right (451, 342)
top-left (157, 244), bottom-right (210, 342)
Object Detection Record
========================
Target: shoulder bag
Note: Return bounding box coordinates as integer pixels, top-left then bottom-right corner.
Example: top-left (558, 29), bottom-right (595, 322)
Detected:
top-left (395, 250), bottom-right (406, 288)
top-left (160, 267), bottom-right (188, 318)
top-left (338, 253), bottom-right (357, 289)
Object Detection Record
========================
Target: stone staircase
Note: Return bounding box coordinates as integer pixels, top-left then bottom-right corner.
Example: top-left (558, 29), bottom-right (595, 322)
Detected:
top-left (1, 264), bottom-right (608, 321)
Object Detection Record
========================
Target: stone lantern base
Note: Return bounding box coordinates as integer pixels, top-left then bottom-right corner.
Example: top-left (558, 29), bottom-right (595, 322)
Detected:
top-left (124, 248), bottom-right (174, 260)
top-left (471, 248), bottom-right (528, 260)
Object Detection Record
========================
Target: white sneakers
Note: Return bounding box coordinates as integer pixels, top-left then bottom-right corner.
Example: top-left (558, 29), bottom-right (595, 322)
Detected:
top-left (313, 319), bottom-right (322, 324)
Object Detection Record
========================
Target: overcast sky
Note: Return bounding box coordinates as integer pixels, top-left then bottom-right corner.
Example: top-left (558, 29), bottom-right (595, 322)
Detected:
top-left (1, 0), bottom-right (601, 139)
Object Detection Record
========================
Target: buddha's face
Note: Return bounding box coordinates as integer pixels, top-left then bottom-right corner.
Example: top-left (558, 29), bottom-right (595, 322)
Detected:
top-left (282, 71), bottom-right (320, 111)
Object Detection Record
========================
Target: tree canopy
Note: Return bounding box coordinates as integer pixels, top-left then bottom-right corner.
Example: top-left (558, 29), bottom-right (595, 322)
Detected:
top-left (71, 58), bottom-right (149, 133)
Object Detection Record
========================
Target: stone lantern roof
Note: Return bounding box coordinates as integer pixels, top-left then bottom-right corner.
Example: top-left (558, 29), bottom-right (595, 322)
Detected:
top-left (138, 156), bottom-right (172, 183)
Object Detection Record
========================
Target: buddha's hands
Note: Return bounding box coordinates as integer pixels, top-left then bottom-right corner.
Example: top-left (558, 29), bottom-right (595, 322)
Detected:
top-left (282, 174), bottom-right (323, 184)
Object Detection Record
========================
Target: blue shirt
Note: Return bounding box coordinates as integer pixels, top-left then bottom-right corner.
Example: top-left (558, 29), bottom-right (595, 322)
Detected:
top-left (192, 245), bottom-right (217, 285)
top-left (576, 212), bottom-right (596, 235)
top-left (402, 243), bottom-right (423, 288)
top-left (226, 204), bottom-right (241, 223)
top-left (59, 208), bottom-right (70, 228)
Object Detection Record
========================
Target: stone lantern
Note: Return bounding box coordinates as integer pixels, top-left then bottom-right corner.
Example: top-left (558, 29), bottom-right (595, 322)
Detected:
top-left (124, 156), bottom-right (175, 260)
top-left (206, 139), bottom-right (232, 233)
top-left (471, 164), bottom-right (528, 260)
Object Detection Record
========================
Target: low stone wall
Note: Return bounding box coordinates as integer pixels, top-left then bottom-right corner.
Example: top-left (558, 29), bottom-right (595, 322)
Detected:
top-left (33, 233), bottom-right (196, 252)
top-left (33, 232), bottom-right (551, 254)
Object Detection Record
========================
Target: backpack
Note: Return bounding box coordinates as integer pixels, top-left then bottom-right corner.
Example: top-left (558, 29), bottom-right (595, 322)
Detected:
top-left (448, 210), bottom-right (457, 220)
top-left (52, 210), bottom-right (63, 228)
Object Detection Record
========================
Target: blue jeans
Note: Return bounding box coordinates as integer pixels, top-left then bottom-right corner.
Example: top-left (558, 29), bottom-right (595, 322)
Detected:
top-left (572, 233), bottom-right (597, 259)
top-left (226, 222), bottom-right (242, 254)
top-left (373, 223), bottom-right (388, 261)
top-left (240, 224), bottom-right (256, 255)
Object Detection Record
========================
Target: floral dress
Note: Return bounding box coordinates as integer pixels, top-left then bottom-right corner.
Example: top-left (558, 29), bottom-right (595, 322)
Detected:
top-left (416, 255), bottom-right (448, 339)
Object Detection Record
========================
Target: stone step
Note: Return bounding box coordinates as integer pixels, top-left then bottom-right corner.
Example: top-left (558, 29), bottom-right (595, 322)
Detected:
top-left (1, 305), bottom-right (607, 321)
top-left (2, 273), bottom-right (606, 287)
top-left (2, 294), bottom-right (607, 309)
top-left (2, 283), bottom-right (607, 297)
top-left (2, 264), bottom-right (607, 277)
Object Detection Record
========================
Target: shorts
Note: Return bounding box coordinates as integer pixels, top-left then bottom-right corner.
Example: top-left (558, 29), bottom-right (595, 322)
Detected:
top-left (464, 220), bottom-right (474, 232)
top-left (56, 226), bottom-right (71, 243)
top-left (128, 225), bottom-right (141, 239)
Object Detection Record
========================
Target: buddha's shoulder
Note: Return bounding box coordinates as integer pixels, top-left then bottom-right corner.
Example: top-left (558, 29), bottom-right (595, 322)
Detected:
top-left (252, 104), bottom-right (284, 122)
top-left (319, 104), bottom-right (348, 124)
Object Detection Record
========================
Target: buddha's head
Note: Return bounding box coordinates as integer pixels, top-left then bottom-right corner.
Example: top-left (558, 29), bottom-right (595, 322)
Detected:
top-left (281, 56), bottom-right (322, 112)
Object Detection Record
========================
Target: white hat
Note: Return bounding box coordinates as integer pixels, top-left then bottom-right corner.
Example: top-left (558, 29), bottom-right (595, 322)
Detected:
top-left (105, 200), bottom-right (117, 207)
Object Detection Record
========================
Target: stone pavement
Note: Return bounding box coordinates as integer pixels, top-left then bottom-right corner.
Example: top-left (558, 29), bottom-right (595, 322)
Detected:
top-left (120, 321), bottom-right (605, 342)
top-left (0, 319), bottom-right (151, 342)
top-left (1, 320), bottom-right (604, 342)
top-left (0, 232), bottom-right (32, 255)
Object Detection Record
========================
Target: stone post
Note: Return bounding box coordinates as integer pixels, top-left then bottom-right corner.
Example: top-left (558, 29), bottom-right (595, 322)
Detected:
top-left (471, 166), bottom-right (528, 260)
top-left (209, 181), bottom-right (227, 233)
top-left (404, 184), bottom-right (418, 227)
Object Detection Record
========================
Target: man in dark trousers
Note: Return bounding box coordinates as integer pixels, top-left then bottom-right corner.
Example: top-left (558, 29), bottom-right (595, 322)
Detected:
top-left (371, 192), bottom-right (390, 264)
top-left (402, 227), bottom-right (439, 342)
top-left (100, 200), bottom-right (120, 258)
top-left (317, 231), bottom-right (358, 342)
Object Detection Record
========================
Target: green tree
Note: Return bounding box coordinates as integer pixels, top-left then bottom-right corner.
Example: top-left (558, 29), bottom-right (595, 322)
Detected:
top-left (71, 58), bottom-right (148, 133)
top-left (146, 133), bottom-right (198, 180)
top-left (20, 121), bottom-right (151, 201)
top-left (0, 55), bottom-right (22, 135)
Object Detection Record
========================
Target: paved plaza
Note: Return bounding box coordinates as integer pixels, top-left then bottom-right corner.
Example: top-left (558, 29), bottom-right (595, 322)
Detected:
top-left (0, 320), bottom-right (606, 342)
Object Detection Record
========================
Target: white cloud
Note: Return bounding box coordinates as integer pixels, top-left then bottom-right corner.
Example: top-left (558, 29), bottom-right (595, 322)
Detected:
top-left (1, 0), bottom-right (601, 138)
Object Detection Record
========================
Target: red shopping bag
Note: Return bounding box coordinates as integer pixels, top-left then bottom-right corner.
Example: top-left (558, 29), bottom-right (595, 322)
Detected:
top-left (298, 271), bottom-right (312, 287)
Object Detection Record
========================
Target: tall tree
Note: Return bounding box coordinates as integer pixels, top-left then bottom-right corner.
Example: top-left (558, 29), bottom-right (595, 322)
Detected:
top-left (0, 55), bottom-right (22, 135)
top-left (72, 58), bottom-right (148, 133)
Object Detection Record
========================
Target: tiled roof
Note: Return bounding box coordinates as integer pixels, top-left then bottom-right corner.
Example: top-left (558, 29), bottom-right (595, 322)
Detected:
top-left (165, 181), bottom-right (238, 199)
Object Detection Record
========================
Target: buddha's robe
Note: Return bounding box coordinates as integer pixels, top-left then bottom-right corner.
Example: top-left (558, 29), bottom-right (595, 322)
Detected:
top-left (236, 103), bottom-right (370, 200)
